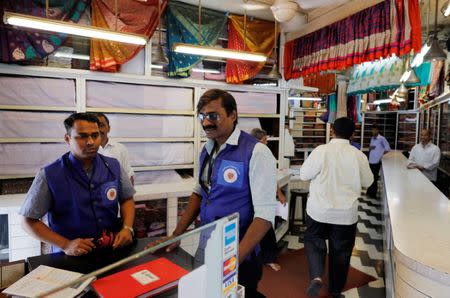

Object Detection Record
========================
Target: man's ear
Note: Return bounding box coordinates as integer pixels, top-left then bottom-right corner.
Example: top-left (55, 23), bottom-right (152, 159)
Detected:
top-left (64, 133), bottom-right (70, 145)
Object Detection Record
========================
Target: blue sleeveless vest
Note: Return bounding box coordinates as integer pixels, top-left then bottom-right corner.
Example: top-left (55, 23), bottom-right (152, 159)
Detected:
top-left (45, 152), bottom-right (122, 247)
top-left (198, 131), bottom-right (258, 242)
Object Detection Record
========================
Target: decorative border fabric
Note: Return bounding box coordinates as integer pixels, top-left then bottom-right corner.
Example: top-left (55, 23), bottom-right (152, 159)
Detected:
top-left (284, 0), bottom-right (421, 80)
top-left (225, 15), bottom-right (276, 84)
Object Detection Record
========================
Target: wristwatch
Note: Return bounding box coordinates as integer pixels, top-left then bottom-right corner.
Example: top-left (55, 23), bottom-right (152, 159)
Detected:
top-left (123, 225), bottom-right (134, 237)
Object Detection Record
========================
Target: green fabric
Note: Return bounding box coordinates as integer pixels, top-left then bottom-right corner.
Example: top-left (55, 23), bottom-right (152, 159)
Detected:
top-left (166, 0), bottom-right (227, 77)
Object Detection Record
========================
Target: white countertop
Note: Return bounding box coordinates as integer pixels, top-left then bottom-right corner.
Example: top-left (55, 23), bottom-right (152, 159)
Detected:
top-left (382, 151), bottom-right (450, 284)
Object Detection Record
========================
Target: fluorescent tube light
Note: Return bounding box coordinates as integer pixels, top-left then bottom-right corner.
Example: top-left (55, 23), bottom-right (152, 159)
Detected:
top-left (192, 68), bottom-right (220, 74)
top-left (288, 96), bottom-right (322, 101)
top-left (150, 65), bottom-right (220, 74)
top-left (173, 43), bottom-right (267, 62)
top-left (54, 52), bottom-right (90, 60)
top-left (373, 98), bottom-right (405, 105)
top-left (4, 12), bottom-right (148, 45)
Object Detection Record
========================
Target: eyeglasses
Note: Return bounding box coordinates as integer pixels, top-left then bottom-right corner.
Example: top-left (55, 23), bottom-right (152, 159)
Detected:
top-left (197, 113), bottom-right (221, 122)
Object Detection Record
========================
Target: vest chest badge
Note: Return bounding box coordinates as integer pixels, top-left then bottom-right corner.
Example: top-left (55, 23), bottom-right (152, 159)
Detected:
top-left (217, 160), bottom-right (244, 188)
top-left (106, 187), bottom-right (117, 201)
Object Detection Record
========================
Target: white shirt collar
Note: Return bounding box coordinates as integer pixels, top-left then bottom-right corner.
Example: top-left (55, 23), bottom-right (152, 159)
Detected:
top-left (101, 138), bottom-right (116, 150)
top-left (329, 138), bottom-right (351, 144)
top-left (204, 126), bottom-right (241, 154)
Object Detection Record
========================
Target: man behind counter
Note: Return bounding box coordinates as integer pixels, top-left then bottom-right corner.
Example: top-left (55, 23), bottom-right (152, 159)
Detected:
top-left (407, 129), bottom-right (441, 183)
top-left (20, 113), bottom-right (135, 256)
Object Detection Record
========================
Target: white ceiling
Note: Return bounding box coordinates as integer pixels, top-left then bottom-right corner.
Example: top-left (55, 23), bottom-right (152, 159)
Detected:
top-left (178, 0), bottom-right (276, 20)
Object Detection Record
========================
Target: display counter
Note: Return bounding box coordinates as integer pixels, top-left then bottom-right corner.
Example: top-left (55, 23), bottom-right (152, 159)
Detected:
top-left (381, 151), bottom-right (450, 297)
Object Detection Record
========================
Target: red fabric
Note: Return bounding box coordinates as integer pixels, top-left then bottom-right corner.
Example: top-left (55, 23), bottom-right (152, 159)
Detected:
top-left (226, 20), bottom-right (261, 84)
top-left (408, 0), bottom-right (422, 52)
top-left (283, 41), bottom-right (294, 80)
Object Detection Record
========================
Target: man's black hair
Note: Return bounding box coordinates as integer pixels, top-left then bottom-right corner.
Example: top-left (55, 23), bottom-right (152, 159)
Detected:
top-left (332, 117), bottom-right (355, 140)
top-left (197, 89), bottom-right (238, 125)
top-left (94, 112), bottom-right (110, 125)
top-left (64, 113), bottom-right (100, 134)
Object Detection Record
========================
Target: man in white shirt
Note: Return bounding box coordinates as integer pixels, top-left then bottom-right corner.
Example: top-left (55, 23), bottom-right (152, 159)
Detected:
top-left (407, 129), bottom-right (441, 182)
top-left (367, 125), bottom-right (390, 198)
top-left (300, 117), bottom-right (373, 298)
top-left (95, 113), bottom-right (135, 185)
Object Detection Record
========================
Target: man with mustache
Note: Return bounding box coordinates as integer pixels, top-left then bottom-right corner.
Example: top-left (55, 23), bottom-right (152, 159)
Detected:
top-left (20, 113), bottom-right (136, 256)
top-left (170, 89), bottom-right (277, 297)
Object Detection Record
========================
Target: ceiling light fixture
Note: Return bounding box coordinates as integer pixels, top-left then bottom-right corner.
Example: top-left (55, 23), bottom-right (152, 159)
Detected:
top-left (3, 11), bottom-right (148, 45)
top-left (400, 51), bottom-right (420, 84)
top-left (423, 0), bottom-right (447, 61)
top-left (172, 0), bottom-right (267, 62)
top-left (54, 52), bottom-right (90, 60)
top-left (267, 20), bottom-right (282, 79)
top-left (150, 64), bottom-right (219, 73)
top-left (173, 43), bottom-right (267, 62)
top-left (373, 98), bottom-right (405, 105)
top-left (288, 96), bottom-right (322, 101)
top-left (441, 0), bottom-right (450, 16)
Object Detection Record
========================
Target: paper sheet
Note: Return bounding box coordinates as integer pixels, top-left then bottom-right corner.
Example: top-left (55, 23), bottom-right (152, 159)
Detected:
top-left (276, 201), bottom-right (289, 221)
top-left (2, 265), bottom-right (94, 298)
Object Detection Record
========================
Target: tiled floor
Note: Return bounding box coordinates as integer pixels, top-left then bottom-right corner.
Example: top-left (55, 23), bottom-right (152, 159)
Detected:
top-left (281, 196), bottom-right (386, 298)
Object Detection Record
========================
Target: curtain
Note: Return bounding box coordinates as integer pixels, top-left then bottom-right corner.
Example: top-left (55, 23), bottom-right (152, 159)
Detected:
top-left (226, 15), bottom-right (275, 84)
top-left (303, 72), bottom-right (336, 95)
top-left (0, 0), bottom-right (89, 62)
top-left (166, 1), bottom-right (227, 77)
top-left (90, 0), bottom-right (165, 72)
top-left (284, 0), bottom-right (421, 80)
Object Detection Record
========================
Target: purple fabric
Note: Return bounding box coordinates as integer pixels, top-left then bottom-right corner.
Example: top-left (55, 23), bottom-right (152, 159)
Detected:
top-left (0, 0), bottom-right (89, 62)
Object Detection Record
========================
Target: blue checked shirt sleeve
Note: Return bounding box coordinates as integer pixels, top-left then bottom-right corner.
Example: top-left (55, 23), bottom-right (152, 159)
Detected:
top-left (249, 143), bottom-right (277, 226)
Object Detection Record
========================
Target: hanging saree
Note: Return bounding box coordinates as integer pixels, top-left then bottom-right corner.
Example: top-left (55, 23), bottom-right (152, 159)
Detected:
top-left (166, 1), bottom-right (227, 77)
top-left (90, 0), bottom-right (165, 72)
top-left (0, 0), bottom-right (89, 62)
top-left (225, 15), bottom-right (275, 84)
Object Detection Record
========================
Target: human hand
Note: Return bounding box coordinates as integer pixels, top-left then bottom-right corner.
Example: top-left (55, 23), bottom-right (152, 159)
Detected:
top-left (145, 235), bottom-right (180, 252)
top-left (278, 193), bottom-right (287, 205)
top-left (112, 228), bottom-right (133, 249)
top-left (407, 163), bottom-right (416, 169)
top-left (63, 238), bottom-right (95, 256)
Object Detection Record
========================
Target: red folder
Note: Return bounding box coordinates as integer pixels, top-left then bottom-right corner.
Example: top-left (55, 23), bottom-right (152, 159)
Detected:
top-left (92, 258), bottom-right (189, 298)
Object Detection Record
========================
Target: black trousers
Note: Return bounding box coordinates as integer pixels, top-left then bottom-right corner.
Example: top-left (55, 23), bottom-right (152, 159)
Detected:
top-left (239, 256), bottom-right (265, 297)
top-left (259, 227), bottom-right (277, 264)
top-left (304, 215), bottom-right (357, 294)
top-left (367, 162), bottom-right (381, 198)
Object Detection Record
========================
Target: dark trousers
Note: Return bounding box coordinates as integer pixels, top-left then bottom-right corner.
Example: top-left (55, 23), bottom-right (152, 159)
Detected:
top-left (239, 257), bottom-right (265, 297)
top-left (259, 227), bottom-right (277, 264)
top-left (367, 162), bottom-right (381, 198)
top-left (304, 215), bottom-right (357, 294)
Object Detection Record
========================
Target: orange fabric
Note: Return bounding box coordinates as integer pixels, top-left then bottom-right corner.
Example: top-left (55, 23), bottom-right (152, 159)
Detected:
top-left (226, 15), bottom-right (275, 84)
top-left (303, 73), bottom-right (336, 95)
top-left (408, 0), bottom-right (422, 52)
top-left (90, 0), bottom-right (165, 72)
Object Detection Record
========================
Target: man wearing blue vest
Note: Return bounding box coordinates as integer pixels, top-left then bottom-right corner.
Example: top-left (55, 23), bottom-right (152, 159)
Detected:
top-left (20, 113), bottom-right (136, 256)
top-left (170, 89), bottom-right (277, 297)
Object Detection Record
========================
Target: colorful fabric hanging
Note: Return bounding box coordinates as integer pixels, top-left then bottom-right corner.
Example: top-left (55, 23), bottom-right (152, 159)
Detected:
top-left (166, 1), bottom-right (227, 77)
top-left (284, 0), bottom-right (422, 80)
top-left (225, 15), bottom-right (275, 84)
top-left (303, 73), bottom-right (336, 95)
top-left (90, 0), bottom-right (165, 72)
top-left (0, 0), bottom-right (89, 62)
